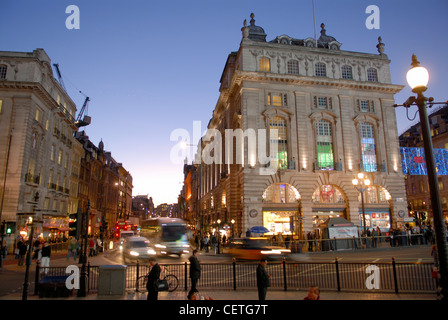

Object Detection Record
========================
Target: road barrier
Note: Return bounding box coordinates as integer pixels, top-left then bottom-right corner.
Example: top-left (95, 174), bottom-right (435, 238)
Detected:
top-left (34, 258), bottom-right (438, 296)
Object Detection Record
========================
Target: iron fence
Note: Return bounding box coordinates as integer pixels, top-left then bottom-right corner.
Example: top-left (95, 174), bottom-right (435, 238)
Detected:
top-left (34, 258), bottom-right (438, 296)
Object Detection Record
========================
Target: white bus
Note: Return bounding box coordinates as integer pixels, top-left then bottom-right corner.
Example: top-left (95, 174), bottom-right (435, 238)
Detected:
top-left (140, 218), bottom-right (190, 257)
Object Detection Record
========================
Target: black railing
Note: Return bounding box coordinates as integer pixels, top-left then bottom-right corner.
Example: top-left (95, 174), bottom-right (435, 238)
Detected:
top-left (34, 258), bottom-right (438, 296)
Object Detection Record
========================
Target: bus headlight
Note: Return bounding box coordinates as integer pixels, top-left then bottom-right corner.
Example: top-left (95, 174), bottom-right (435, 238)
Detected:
top-left (147, 249), bottom-right (156, 255)
top-left (155, 244), bottom-right (166, 249)
top-left (130, 251), bottom-right (139, 256)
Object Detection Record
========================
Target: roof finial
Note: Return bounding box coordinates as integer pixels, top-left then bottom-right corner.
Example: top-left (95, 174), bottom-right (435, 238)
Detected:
top-left (250, 13), bottom-right (255, 26)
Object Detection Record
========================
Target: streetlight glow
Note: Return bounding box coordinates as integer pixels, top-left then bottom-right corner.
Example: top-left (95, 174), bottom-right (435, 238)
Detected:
top-left (406, 54), bottom-right (429, 91)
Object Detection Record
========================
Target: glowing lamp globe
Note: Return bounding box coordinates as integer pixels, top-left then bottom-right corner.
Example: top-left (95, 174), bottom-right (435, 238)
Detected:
top-left (406, 54), bottom-right (429, 92)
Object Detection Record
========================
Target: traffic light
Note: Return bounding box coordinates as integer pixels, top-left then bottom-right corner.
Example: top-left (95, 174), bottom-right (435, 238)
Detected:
top-left (69, 212), bottom-right (81, 239)
top-left (6, 222), bottom-right (14, 235)
top-left (1, 221), bottom-right (15, 235)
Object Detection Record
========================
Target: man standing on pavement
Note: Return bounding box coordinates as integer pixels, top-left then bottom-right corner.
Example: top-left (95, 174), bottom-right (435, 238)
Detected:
top-left (146, 257), bottom-right (161, 301)
top-left (188, 249), bottom-right (201, 298)
top-left (257, 258), bottom-right (270, 300)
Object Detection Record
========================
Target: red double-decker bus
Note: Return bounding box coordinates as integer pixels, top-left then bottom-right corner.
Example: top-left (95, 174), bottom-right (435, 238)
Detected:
top-left (114, 220), bottom-right (131, 238)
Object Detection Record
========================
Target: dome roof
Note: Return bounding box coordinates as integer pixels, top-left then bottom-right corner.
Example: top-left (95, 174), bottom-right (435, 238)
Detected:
top-left (247, 13), bottom-right (266, 42)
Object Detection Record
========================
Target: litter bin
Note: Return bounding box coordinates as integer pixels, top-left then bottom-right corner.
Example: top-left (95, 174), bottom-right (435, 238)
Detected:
top-left (98, 265), bottom-right (127, 296)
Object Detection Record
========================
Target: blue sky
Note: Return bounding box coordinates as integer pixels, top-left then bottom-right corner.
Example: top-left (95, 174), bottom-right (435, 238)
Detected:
top-left (1, 0), bottom-right (447, 206)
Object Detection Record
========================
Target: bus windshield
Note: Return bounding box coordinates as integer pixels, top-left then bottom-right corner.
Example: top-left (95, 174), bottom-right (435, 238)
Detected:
top-left (162, 225), bottom-right (187, 241)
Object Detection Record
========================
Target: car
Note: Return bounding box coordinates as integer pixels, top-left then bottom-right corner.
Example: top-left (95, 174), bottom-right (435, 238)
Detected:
top-left (121, 236), bottom-right (156, 263)
top-left (226, 237), bottom-right (291, 261)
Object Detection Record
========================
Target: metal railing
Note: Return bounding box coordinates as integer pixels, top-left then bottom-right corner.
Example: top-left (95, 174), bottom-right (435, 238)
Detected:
top-left (34, 258), bottom-right (438, 296)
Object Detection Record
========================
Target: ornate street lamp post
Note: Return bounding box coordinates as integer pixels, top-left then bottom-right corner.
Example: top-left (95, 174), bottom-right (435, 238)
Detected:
top-left (352, 172), bottom-right (371, 236)
top-left (402, 55), bottom-right (448, 300)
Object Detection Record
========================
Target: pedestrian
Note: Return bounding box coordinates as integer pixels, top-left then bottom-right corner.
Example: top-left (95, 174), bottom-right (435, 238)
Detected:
top-left (431, 244), bottom-right (439, 268)
top-left (40, 241), bottom-right (51, 274)
top-left (17, 239), bottom-right (27, 266)
top-left (211, 235), bottom-right (217, 254)
top-left (204, 235), bottom-right (209, 253)
top-left (188, 249), bottom-right (201, 298)
top-left (303, 286), bottom-right (320, 300)
top-left (146, 257), bottom-right (161, 301)
top-left (187, 289), bottom-right (213, 300)
top-left (67, 237), bottom-right (78, 261)
top-left (256, 258), bottom-right (270, 300)
top-left (88, 236), bottom-right (96, 256)
top-left (32, 238), bottom-right (41, 260)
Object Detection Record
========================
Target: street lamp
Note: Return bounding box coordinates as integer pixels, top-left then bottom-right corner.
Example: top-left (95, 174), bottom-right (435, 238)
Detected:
top-left (217, 219), bottom-right (221, 254)
top-left (403, 54), bottom-right (448, 300)
top-left (352, 172), bottom-right (371, 236)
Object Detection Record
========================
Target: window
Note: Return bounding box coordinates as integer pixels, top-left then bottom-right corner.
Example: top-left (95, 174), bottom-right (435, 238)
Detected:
top-left (269, 117), bottom-right (287, 170)
top-left (367, 68), bottom-right (378, 82)
top-left (315, 120), bottom-right (334, 170)
top-left (0, 65), bottom-right (7, 79)
top-left (262, 183), bottom-right (300, 203)
top-left (313, 96), bottom-right (332, 110)
top-left (259, 57), bottom-right (270, 72)
top-left (315, 62), bottom-right (326, 77)
top-left (360, 122), bottom-right (377, 172)
top-left (341, 65), bottom-right (352, 79)
top-left (358, 100), bottom-right (375, 113)
top-left (58, 149), bottom-right (63, 165)
top-left (287, 60), bottom-right (299, 74)
top-left (268, 93), bottom-right (287, 106)
top-left (0, 99), bottom-right (3, 113)
top-left (50, 145), bottom-right (55, 161)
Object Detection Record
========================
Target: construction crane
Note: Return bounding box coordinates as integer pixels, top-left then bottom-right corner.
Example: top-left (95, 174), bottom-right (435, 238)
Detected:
top-left (52, 63), bottom-right (91, 128)
top-left (75, 96), bottom-right (91, 128)
top-left (53, 63), bottom-right (66, 91)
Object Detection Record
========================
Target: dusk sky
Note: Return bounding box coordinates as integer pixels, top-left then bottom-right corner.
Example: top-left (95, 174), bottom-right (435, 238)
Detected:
top-left (1, 0), bottom-right (447, 206)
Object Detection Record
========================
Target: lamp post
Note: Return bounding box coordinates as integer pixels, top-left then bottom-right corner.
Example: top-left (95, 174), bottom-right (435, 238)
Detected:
top-left (403, 54), bottom-right (448, 300)
top-left (352, 172), bottom-right (371, 236)
top-left (217, 219), bottom-right (221, 254)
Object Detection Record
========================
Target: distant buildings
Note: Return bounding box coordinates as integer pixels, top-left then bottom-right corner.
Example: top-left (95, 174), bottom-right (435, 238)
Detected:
top-left (0, 49), bottom-right (133, 251)
top-left (399, 104), bottom-right (448, 225)
top-left (181, 15), bottom-right (408, 239)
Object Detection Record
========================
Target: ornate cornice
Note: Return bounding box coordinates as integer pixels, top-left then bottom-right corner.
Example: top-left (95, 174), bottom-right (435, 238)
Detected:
top-left (228, 70), bottom-right (404, 95)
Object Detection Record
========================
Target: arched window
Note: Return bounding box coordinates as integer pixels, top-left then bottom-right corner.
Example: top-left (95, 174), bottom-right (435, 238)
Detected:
top-left (312, 185), bottom-right (345, 204)
top-left (315, 120), bottom-right (334, 170)
top-left (259, 57), bottom-right (270, 72)
top-left (269, 117), bottom-right (287, 170)
top-left (360, 122), bottom-right (377, 172)
top-left (367, 68), bottom-right (378, 82)
top-left (287, 60), bottom-right (299, 74)
top-left (360, 185), bottom-right (391, 204)
top-left (315, 62), bottom-right (326, 77)
top-left (341, 65), bottom-right (353, 79)
top-left (262, 183), bottom-right (300, 203)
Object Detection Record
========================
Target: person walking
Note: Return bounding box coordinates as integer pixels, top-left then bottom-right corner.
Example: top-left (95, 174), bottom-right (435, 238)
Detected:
top-left (67, 237), bottom-right (78, 261)
top-left (188, 249), bottom-right (201, 298)
top-left (17, 239), bottom-right (27, 266)
top-left (146, 257), bottom-right (161, 301)
top-left (256, 258), bottom-right (270, 300)
top-left (40, 241), bottom-right (51, 274)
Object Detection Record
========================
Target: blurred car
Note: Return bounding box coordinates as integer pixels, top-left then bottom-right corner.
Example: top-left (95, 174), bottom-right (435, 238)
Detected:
top-left (226, 237), bottom-right (291, 261)
top-left (118, 230), bottom-right (135, 249)
top-left (121, 236), bottom-right (156, 263)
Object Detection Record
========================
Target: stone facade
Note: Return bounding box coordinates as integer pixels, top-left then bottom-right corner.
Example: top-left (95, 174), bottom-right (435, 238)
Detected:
top-left (190, 15), bottom-right (408, 239)
top-left (0, 49), bottom-right (78, 248)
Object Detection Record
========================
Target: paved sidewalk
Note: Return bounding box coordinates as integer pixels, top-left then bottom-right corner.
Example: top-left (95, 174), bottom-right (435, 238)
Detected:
top-left (0, 288), bottom-right (437, 300)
